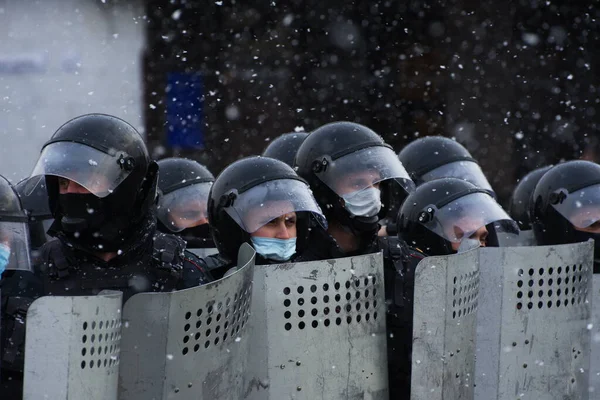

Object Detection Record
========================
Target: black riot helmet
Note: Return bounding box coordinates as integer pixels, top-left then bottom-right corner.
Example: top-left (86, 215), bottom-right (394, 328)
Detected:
top-left (294, 121), bottom-right (414, 237)
top-left (156, 157), bottom-right (215, 247)
top-left (27, 113), bottom-right (158, 253)
top-left (262, 131), bottom-right (309, 167)
top-left (208, 156), bottom-right (326, 265)
top-left (531, 161), bottom-right (600, 261)
top-left (397, 178), bottom-right (518, 256)
top-left (508, 165), bottom-right (553, 230)
top-left (16, 177), bottom-right (54, 250)
top-left (0, 175), bottom-right (32, 271)
top-left (398, 136), bottom-right (495, 196)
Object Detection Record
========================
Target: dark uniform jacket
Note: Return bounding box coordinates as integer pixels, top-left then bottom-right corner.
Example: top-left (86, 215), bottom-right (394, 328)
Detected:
top-left (1, 219), bottom-right (212, 399)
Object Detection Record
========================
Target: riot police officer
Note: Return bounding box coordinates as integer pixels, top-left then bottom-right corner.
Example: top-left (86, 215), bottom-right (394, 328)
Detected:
top-left (0, 174), bottom-right (41, 397)
top-left (156, 157), bottom-right (215, 251)
top-left (398, 135), bottom-right (495, 196)
top-left (200, 156), bottom-right (327, 278)
top-left (508, 165), bottom-right (552, 231)
top-left (397, 178), bottom-right (519, 256)
top-left (293, 121), bottom-right (422, 398)
top-left (530, 160), bottom-right (600, 273)
top-left (26, 114), bottom-right (213, 295)
top-left (2, 114), bottom-right (214, 399)
top-left (262, 131), bottom-right (309, 167)
top-left (15, 177), bottom-right (54, 252)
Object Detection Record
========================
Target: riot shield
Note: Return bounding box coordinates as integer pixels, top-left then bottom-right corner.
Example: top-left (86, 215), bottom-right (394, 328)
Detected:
top-left (592, 274), bottom-right (600, 396)
top-left (244, 252), bottom-right (389, 400)
top-left (410, 247), bottom-right (480, 400)
top-left (23, 290), bottom-right (123, 400)
top-left (475, 242), bottom-right (593, 400)
top-left (118, 243), bottom-right (255, 400)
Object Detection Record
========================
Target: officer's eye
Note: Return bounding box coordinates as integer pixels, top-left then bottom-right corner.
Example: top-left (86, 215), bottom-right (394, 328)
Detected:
top-left (266, 218), bottom-right (281, 227)
top-left (58, 178), bottom-right (69, 189)
top-left (285, 217), bottom-right (297, 227)
top-left (350, 179), bottom-right (368, 189)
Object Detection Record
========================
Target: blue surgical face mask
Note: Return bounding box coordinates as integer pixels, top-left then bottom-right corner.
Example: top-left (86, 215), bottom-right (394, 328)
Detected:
top-left (0, 243), bottom-right (10, 275)
top-left (341, 187), bottom-right (382, 217)
top-left (250, 237), bottom-right (297, 262)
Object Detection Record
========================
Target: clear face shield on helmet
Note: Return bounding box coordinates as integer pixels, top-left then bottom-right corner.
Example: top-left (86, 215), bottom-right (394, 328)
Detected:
top-left (157, 182), bottom-right (212, 233)
top-left (550, 184), bottom-right (600, 232)
top-left (27, 141), bottom-right (136, 198)
top-left (223, 179), bottom-right (327, 234)
top-left (314, 146), bottom-right (414, 217)
top-left (421, 160), bottom-right (494, 193)
top-left (0, 221), bottom-right (32, 272)
top-left (419, 192), bottom-right (519, 249)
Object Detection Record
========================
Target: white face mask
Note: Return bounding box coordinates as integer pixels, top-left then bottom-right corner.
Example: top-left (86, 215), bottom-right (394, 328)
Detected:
top-left (341, 187), bottom-right (382, 218)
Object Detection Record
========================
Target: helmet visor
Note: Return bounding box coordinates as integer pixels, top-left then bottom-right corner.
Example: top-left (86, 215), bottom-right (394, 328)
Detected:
top-left (423, 192), bottom-right (516, 243)
top-left (552, 184), bottom-right (600, 229)
top-left (0, 221), bottom-right (32, 271)
top-left (421, 160), bottom-right (494, 192)
top-left (157, 182), bottom-right (212, 233)
top-left (316, 146), bottom-right (413, 196)
top-left (29, 141), bottom-right (134, 198)
top-left (224, 179), bottom-right (327, 233)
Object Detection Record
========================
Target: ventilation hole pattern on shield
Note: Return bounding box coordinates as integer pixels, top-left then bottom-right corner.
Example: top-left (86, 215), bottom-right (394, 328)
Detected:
top-left (80, 319), bottom-right (122, 370)
top-left (282, 275), bottom-right (381, 331)
top-left (515, 264), bottom-right (589, 311)
top-left (181, 283), bottom-right (252, 356)
top-left (452, 270), bottom-right (479, 320)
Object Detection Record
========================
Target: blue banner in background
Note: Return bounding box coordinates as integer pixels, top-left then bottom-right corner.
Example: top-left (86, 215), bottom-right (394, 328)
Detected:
top-left (166, 72), bottom-right (204, 149)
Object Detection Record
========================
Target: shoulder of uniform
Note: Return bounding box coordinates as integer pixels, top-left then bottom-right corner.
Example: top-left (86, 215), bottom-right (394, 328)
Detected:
top-left (182, 250), bottom-right (207, 271)
top-left (407, 247), bottom-right (426, 260)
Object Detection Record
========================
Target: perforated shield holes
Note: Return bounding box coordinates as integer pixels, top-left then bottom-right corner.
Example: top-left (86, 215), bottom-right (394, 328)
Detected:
top-left (411, 247), bottom-right (480, 400)
top-left (245, 253), bottom-right (388, 400)
top-left (23, 291), bottom-right (123, 400)
top-left (475, 242), bottom-right (594, 400)
top-left (180, 284), bottom-right (252, 356)
top-left (515, 264), bottom-right (589, 311)
top-left (281, 274), bottom-right (381, 332)
top-left (452, 270), bottom-right (480, 319)
top-left (119, 243), bottom-right (256, 400)
top-left (80, 317), bottom-right (122, 370)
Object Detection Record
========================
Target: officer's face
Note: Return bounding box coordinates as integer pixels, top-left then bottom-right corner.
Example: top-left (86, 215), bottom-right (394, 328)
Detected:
top-left (245, 200), bottom-right (297, 239)
top-left (445, 216), bottom-right (489, 251)
top-left (57, 175), bottom-right (112, 196)
top-left (570, 205), bottom-right (600, 233)
top-left (58, 178), bottom-right (92, 194)
top-left (169, 202), bottom-right (208, 229)
top-left (252, 212), bottom-right (297, 239)
top-left (335, 170), bottom-right (382, 195)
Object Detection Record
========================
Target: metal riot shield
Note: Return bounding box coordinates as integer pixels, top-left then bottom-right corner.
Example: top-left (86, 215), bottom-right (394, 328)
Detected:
top-left (410, 247), bottom-right (480, 400)
top-left (22, 290), bottom-right (123, 400)
top-left (475, 242), bottom-right (593, 400)
top-left (244, 252), bottom-right (389, 400)
top-left (592, 274), bottom-right (600, 397)
top-left (118, 243), bottom-right (255, 400)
